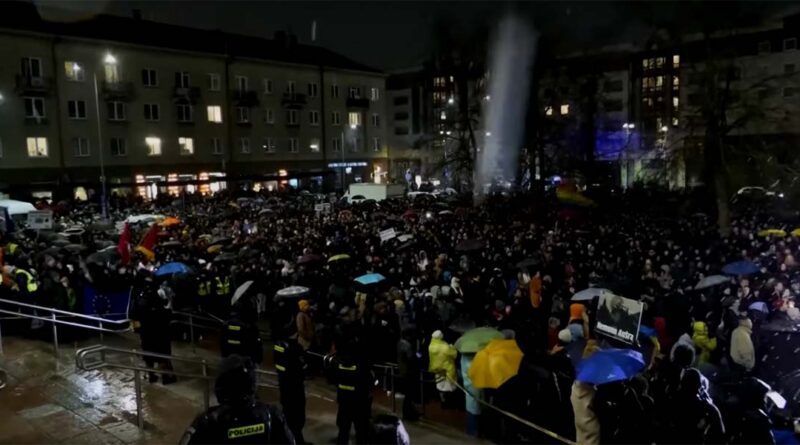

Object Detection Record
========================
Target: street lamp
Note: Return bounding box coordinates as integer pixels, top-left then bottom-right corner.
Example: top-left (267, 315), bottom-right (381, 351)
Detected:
top-left (103, 53), bottom-right (117, 65)
top-left (447, 97), bottom-right (454, 105)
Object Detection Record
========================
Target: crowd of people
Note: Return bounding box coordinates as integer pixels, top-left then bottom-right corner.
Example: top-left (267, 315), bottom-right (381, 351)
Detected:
top-left (1, 185), bottom-right (800, 444)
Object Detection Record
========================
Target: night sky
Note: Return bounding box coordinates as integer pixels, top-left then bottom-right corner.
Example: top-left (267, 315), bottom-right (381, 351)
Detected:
top-left (34, 0), bottom-right (795, 71)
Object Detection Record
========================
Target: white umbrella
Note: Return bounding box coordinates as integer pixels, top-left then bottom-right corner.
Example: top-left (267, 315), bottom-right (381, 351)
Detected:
top-left (571, 287), bottom-right (610, 302)
top-left (125, 214), bottom-right (164, 224)
top-left (231, 280), bottom-right (254, 306)
top-left (694, 274), bottom-right (729, 290)
top-left (398, 234), bottom-right (414, 242)
top-left (275, 286), bottom-right (310, 300)
top-left (0, 199), bottom-right (36, 215)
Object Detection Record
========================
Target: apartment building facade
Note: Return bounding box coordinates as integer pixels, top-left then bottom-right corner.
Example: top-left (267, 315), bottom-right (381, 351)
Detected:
top-left (0, 3), bottom-right (387, 198)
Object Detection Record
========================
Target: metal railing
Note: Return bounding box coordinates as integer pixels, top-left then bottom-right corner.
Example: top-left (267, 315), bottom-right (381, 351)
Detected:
top-left (76, 344), bottom-right (280, 430)
top-left (0, 297), bottom-right (130, 357)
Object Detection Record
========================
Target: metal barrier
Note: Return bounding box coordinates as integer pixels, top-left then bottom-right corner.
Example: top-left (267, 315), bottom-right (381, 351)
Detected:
top-left (0, 297), bottom-right (130, 357)
top-left (75, 344), bottom-right (279, 430)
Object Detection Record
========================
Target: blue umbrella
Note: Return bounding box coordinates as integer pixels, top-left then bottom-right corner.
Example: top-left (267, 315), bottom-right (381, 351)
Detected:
top-left (722, 260), bottom-right (759, 276)
top-left (638, 325), bottom-right (656, 339)
top-left (354, 273), bottom-right (386, 285)
top-left (155, 262), bottom-right (191, 277)
top-left (576, 348), bottom-right (645, 385)
top-left (748, 301), bottom-right (769, 313)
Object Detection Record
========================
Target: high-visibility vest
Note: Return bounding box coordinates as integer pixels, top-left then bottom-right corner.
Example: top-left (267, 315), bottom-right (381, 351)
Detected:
top-left (215, 277), bottom-right (230, 296)
top-left (7, 243), bottom-right (18, 255)
top-left (15, 269), bottom-right (38, 293)
top-left (198, 281), bottom-right (211, 296)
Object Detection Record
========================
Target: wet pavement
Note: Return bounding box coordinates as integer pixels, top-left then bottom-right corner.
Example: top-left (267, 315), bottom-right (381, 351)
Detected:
top-left (0, 331), bottom-right (477, 444)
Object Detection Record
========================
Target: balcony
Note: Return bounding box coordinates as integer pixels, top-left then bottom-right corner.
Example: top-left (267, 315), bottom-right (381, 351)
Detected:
top-left (233, 90), bottom-right (260, 107)
top-left (101, 81), bottom-right (134, 101)
top-left (173, 86), bottom-right (201, 104)
top-left (15, 75), bottom-right (52, 96)
top-left (346, 97), bottom-right (370, 109)
top-left (281, 93), bottom-right (307, 109)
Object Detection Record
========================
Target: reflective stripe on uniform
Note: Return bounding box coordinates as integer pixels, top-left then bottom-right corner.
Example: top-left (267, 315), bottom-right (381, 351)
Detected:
top-left (273, 345), bottom-right (285, 353)
top-left (227, 423), bottom-right (265, 439)
top-left (338, 364), bottom-right (356, 371)
top-left (227, 339), bottom-right (241, 345)
top-left (228, 325), bottom-right (241, 331)
top-left (338, 384), bottom-right (355, 391)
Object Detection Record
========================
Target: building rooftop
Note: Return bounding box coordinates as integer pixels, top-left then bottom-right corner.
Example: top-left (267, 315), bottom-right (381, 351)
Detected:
top-left (0, 1), bottom-right (383, 74)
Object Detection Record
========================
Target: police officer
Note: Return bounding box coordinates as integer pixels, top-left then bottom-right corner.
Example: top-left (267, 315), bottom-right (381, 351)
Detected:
top-left (221, 299), bottom-right (263, 366)
top-left (181, 354), bottom-right (295, 444)
top-left (273, 339), bottom-right (307, 444)
top-left (334, 344), bottom-right (373, 445)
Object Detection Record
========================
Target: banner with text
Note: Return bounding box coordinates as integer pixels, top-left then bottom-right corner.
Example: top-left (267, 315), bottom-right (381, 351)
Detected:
top-left (595, 293), bottom-right (643, 344)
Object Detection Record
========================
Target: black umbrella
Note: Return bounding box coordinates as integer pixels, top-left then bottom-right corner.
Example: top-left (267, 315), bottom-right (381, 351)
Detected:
top-left (210, 236), bottom-right (232, 245)
top-left (455, 239), bottom-right (482, 252)
top-left (160, 240), bottom-right (182, 249)
top-left (62, 244), bottom-right (87, 254)
top-left (52, 238), bottom-right (71, 247)
top-left (516, 258), bottom-right (541, 269)
top-left (214, 252), bottom-right (237, 263)
top-left (298, 253), bottom-right (322, 265)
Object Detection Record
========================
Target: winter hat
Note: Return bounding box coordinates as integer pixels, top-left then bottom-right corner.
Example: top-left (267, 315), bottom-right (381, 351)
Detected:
top-left (558, 328), bottom-right (573, 344)
top-left (431, 330), bottom-right (444, 340)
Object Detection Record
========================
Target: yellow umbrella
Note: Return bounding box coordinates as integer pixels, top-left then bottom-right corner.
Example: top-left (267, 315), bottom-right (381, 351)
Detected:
top-left (556, 187), bottom-right (596, 208)
top-left (468, 339), bottom-right (524, 389)
top-left (758, 229), bottom-right (787, 237)
top-left (207, 244), bottom-right (223, 254)
top-left (159, 216), bottom-right (181, 227)
top-left (791, 228), bottom-right (800, 237)
top-left (327, 253), bottom-right (351, 263)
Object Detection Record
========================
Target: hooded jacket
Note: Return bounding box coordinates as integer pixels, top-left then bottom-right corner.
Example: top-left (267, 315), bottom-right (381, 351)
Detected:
top-left (691, 321), bottom-right (717, 364)
top-left (428, 336), bottom-right (458, 388)
top-left (730, 318), bottom-right (755, 370)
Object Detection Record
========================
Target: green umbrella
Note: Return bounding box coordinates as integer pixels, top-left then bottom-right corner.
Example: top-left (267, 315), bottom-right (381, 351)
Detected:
top-left (454, 327), bottom-right (504, 353)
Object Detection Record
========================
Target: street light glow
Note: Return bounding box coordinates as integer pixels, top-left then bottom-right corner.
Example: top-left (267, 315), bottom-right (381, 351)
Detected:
top-left (447, 97), bottom-right (454, 105)
top-left (622, 122), bottom-right (635, 130)
top-left (104, 53), bottom-right (117, 64)
top-left (72, 63), bottom-right (81, 72)
top-left (485, 131), bottom-right (492, 137)
top-left (349, 123), bottom-right (357, 130)
top-left (661, 125), bottom-right (669, 132)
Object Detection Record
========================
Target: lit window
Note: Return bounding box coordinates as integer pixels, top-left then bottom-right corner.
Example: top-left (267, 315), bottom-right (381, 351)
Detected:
top-left (178, 137), bottom-right (194, 156)
top-left (26, 137), bottom-right (48, 157)
top-left (656, 57), bottom-right (665, 68)
top-left (288, 138), bottom-right (298, 153)
top-left (672, 76), bottom-right (680, 88)
top-left (64, 61), bottom-right (84, 81)
top-left (309, 138), bottom-right (320, 152)
top-left (104, 59), bottom-right (119, 83)
top-left (673, 97), bottom-right (679, 107)
top-left (560, 104), bottom-right (569, 115)
top-left (145, 137), bottom-right (162, 156)
top-left (370, 87), bottom-right (380, 101)
top-left (372, 137), bottom-right (381, 152)
top-left (72, 137), bottom-right (90, 157)
top-left (672, 117), bottom-right (679, 127)
top-left (348, 111), bottom-right (361, 127)
top-left (240, 137), bottom-right (251, 154)
top-left (656, 76), bottom-right (664, 87)
top-left (440, 111), bottom-right (447, 120)
top-left (544, 106), bottom-right (553, 116)
top-left (207, 105), bottom-right (222, 123)
top-left (672, 55), bottom-right (680, 68)
top-left (110, 138), bottom-right (126, 156)
top-left (211, 138), bottom-right (223, 155)
top-left (263, 137), bottom-right (275, 153)
top-left (208, 73), bottom-right (221, 91)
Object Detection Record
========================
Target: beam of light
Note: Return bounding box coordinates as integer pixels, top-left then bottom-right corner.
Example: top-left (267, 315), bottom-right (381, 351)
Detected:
top-left (475, 14), bottom-right (537, 198)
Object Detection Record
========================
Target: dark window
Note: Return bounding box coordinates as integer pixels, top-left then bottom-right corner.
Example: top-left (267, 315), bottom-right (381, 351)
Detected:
top-left (783, 87), bottom-right (796, 97)
top-left (758, 41), bottom-right (771, 54)
top-left (688, 72), bottom-right (702, 85)
top-left (603, 79), bottom-right (623, 92)
top-left (393, 96), bottom-right (409, 106)
top-left (394, 112), bottom-right (409, 120)
top-left (603, 100), bottom-right (624, 112)
top-left (688, 93), bottom-right (702, 107)
top-left (784, 38), bottom-right (797, 50)
top-left (785, 64), bottom-right (796, 74)
top-left (394, 126), bottom-right (409, 135)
